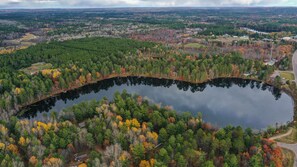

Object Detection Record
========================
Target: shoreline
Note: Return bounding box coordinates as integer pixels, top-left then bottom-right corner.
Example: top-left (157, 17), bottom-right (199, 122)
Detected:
top-left (17, 73), bottom-right (297, 119)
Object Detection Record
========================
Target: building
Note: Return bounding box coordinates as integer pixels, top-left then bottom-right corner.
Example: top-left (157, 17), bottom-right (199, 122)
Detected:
top-left (223, 34), bottom-right (230, 38)
top-left (264, 59), bottom-right (276, 66)
top-left (74, 154), bottom-right (88, 162)
top-left (240, 36), bottom-right (249, 40)
top-left (263, 38), bottom-right (273, 42)
top-left (282, 37), bottom-right (292, 41)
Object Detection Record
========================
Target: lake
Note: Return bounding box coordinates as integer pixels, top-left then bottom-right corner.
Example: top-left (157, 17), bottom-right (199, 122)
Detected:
top-left (20, 77), bottom-right (294, 130)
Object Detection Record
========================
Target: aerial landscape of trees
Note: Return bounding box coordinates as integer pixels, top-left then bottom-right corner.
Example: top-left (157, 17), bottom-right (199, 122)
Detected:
top-left (0, 91), bottom-right (284, 166)
top-left (0, 37), bottom-right (276, 120)
top-left (0, 35), bottom-right (291, 166)
top-left (0, 7), bottom-right (297, 166)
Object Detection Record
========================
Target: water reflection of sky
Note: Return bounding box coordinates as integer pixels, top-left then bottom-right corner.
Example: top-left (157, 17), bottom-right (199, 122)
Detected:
top-left (24, 79), bottom-right (293, 130)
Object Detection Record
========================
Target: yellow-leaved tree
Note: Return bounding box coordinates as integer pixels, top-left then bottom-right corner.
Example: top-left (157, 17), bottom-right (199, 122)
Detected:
top-left (79, 75), bottom-right (86, 84)
top-left (78, 163), bottom-right (87, 167)
top-left (7, 144), bottom-right (18, 154)
top-left (52, 70), bottom-right (61, 79)
top-left (29, 156), bottom-right (38, 166)
top-left (18, 137), bottom-right (26, 146)
top-left (139, 160), bottom-right (151, 167)
top-left (14, 87), bottom-right (23, 95)
top-left (0, 143), bottom-right (5, 150)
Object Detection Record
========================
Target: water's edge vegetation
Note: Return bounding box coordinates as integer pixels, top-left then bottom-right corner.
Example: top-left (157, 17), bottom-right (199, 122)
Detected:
top-left (20, 76), bottom-right (294, 130)
top-left (18, 75), bottom-right (290, 117)
top-left (17, 74), bottom-right (278, 111)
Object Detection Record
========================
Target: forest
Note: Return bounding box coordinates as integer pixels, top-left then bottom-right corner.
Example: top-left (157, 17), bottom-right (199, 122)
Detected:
top-left (0, 91), bottom-right (284, 166)
top-left (0, 37), bottom-right (276, 120)
top-left (0, 7), bottom-right (297, 166)
top-left (0, 38), bottom-right (274, 119)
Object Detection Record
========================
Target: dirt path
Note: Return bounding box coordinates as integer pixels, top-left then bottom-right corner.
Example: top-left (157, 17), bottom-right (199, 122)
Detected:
top-left (270, 128), bottom-right (293, 140)
top-left (270, 128), bottom-right (297, 167)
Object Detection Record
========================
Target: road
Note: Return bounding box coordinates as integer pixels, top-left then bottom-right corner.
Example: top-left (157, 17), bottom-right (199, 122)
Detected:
top-left (278, 142), bottom-right (297, 167)
top-left (292, 50), bottom-right (297, 83)
top-left (270, 128), bottom-right (293, 140)
top-left (270, 128), bottom-right (297, 167)
top-left (287, 50), bottom-right (297, 167)
top-left (279, 50), bottom-right (297, 167)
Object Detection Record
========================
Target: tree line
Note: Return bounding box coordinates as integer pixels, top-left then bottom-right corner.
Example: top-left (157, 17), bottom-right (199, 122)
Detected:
top-left (0, 37), bottom-right (275, 120)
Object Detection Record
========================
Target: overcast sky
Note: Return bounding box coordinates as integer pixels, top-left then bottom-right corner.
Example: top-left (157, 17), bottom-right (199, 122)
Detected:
top-left (0, 0), bottom-right (296, 8)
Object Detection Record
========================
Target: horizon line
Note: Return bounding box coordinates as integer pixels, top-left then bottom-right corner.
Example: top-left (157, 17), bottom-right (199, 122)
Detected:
top-left (1, 6), bottom-right (297, 10)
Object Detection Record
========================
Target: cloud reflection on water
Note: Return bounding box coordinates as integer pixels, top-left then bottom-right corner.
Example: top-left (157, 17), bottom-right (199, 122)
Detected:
top-left (24, 78), bottom-right (293, 130)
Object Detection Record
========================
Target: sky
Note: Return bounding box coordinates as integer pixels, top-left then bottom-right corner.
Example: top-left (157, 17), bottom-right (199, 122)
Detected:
top-left (0, 0), bottom-right (296, 8)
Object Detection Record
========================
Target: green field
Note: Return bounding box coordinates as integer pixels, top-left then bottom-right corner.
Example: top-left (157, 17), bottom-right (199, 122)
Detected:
top-left (20, 62), bottom-right (53, 75)
top-left (280, 71), bottom-right (295, 81)
top-left (184, 43), bottom-right (205, 49)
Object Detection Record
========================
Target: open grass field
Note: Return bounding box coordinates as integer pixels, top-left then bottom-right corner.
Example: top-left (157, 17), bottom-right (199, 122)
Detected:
top-left (184, 43), bottom-right (205, 49)
top-left (280, 71), bottom-right (295, 81)
top-left (282, 148), bottom-right (295, 167)
top-left (0, 48), bottom-right (15, 55)
top-left (276, 128), bottom-right (297, 144)
top-left (20, 62), bottom-right (53, 75)
top-left (20, 33), bottom-right (37, 42)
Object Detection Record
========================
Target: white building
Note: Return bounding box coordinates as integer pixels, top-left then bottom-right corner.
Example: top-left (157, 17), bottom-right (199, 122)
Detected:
top-left (282, 37), bottom-right (292, 41)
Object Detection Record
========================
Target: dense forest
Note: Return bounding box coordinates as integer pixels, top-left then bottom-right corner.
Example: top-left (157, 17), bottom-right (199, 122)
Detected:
top-left (0, 37), bottom-right (277, 120)
top-left (0, 91), bottom-right (284, 166)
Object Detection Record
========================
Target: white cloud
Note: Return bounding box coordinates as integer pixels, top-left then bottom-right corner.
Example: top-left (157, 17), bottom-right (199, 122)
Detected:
top-left (0, 0), bottom-right (295, 8)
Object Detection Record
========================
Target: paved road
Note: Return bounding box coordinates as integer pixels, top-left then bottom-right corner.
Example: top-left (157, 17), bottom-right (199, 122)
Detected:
top-left (272, 50), bottom-right (297, 166)
top-left (292, 50), bottom-right (297, 82)
top-left (278, 142), bottom-right (297, 167)
top-left (270, 128), bottom-right (297, 167)
top-left (288, 50), bottom-right (297, 167)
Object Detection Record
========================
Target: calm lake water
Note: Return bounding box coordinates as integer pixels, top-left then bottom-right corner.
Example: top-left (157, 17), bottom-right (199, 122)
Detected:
top-left (20, 77), bottom-right (294, 129)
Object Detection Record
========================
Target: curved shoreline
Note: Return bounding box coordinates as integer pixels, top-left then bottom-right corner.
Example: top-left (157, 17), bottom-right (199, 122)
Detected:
top-left (17, 73), bottom-right (297, 119)
top-left (16, 74), bottom-right (264, 109)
